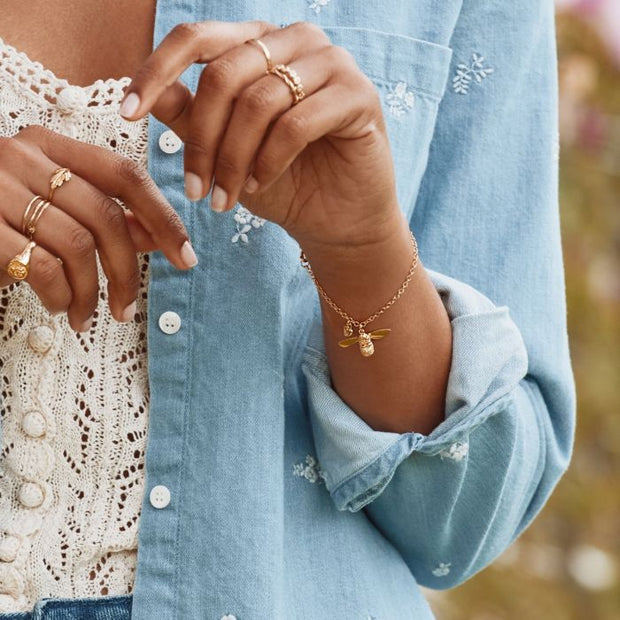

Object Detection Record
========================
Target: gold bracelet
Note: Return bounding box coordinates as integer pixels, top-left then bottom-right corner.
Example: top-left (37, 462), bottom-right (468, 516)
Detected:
top-left (299, 229), bottom-right (419, 357)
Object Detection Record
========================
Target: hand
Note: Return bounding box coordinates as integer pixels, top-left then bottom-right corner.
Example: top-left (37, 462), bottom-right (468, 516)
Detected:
top-left (119, 19), bottom-right (404, 251)
top-left (0, 125), bottom-right (197, 332)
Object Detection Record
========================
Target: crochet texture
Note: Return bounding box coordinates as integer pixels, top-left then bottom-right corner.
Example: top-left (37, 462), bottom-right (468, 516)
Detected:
top-left (0, 37), bottom-right (150, 612)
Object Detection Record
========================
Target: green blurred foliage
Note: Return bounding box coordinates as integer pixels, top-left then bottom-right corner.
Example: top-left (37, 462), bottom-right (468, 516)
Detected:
top-left (424, 11), bottom-right (620, 620)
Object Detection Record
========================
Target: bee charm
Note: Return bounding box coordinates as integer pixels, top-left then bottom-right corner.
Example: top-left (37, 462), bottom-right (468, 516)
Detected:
top-left (338, 327), bottom-right (391, 357)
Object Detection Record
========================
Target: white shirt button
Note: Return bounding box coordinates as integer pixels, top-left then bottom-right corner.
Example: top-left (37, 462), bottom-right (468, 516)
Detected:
top-left (158, 129), bottom-right (182, 154)
top-left (17, 482), bottom-right (45, 509)
top-left (21, 411), bottom-right (47, 438)
top-left (149, 485), bottom-right (171, 509)
top-left (221, 615), bottom-right (237, 620)
top-left (158, 311), bottom-right (181, 335)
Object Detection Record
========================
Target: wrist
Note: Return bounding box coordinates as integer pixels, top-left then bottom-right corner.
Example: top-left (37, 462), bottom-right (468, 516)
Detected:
top-left (298, 211), bottom-right (421, 322)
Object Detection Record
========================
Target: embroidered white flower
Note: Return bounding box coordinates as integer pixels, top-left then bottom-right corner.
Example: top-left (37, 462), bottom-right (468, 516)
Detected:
top-left (308, 0), bottom-right (331, 14)
top-left (385, 81), bottom-right (415, 118)
top-left (231, 205), bottom-right (266, 244)
top-left (293, 454), bottom-right (326, 484)
top-left (432, 562), bottom-right (452, 577)
top-left (439, 441), bottom-right (469, 462)
top-left (452, 53), bottom-right (494, 94)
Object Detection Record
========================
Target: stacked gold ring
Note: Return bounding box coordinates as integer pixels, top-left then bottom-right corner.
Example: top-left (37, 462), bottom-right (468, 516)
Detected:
top-left (268, 63), bottom-right (306, 105)
top-left (245, 38), bottom-right (273, 74)
top-left (22, 195), bottom-right (51, 239)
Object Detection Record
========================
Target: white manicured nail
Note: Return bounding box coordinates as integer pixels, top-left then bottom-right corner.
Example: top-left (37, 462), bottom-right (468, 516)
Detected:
top-left (185, 172), bottom-right (203, 201)
top-left (211, 185), bottom-right (228, 212)
top-left (120, 301), bottom-right (136, 323)
top-left (119, 92), bottom-right (140, 118)
top-left (180, 240), bottom-right (198, 268)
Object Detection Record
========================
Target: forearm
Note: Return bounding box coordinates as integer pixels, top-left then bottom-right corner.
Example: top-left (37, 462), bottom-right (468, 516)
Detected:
top-left (298, 211), bottom-right (453, 434)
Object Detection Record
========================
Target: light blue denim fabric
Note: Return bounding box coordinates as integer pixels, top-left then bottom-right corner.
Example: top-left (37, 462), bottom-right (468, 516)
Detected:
top-left (1, 0), bottom-right (575, 618)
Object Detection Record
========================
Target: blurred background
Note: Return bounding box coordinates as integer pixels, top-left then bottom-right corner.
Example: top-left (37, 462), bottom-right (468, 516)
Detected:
top-left (425, 1), bottom-right (620, 618)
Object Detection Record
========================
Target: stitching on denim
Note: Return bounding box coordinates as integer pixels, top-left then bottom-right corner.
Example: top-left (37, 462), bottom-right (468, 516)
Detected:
top-left (452, 53), bottom-right (494, 94)
top-left (292, 454), bottom-right (326, 484)
top-left (385, 81), bottom-right (415, 118)
top-left (231, 205), bottom-right (266, 244)
top-left (431, 562), bottom-right (452, 577)
top-left (308, 0), bottom-right (332, 14)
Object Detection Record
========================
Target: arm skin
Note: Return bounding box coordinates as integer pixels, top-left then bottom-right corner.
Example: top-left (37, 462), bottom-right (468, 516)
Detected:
top-left (298, 208), bottom-right (453, 435)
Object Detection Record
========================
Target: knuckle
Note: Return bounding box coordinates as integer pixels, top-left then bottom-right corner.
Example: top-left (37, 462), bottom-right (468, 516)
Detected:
top-left (255, 148), bottom-right (279, 175)
top-left (97, 196), bottom-right (126, 230)
top-left (240, 83), bottom-right (273, 115)
top-left (67, 226), bottom-right (96, 258)
top-left (162, 207), bottom-right (185, 236)
top-left (278, 113), bottom-right (307, 144)
top-left (183, 134), bottom-right (210, 158)
top-left (203, 57), bottom-right (237, 90)
top-left (170, 21), bottom-right (203, 43)
top-left (289, 20), bottom-right (330, 43)
top-left (117, 158), bottom-right (152, 189)
top-left (35, 254), bottom-right (63, 287)
top-left (215, 150), bottom-right (239, 177)
top-left (328, 44), bottom-right (356, 68)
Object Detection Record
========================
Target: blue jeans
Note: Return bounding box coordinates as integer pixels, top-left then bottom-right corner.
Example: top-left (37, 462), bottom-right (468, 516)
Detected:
top-left (0, 595), bottom-right (132, 620)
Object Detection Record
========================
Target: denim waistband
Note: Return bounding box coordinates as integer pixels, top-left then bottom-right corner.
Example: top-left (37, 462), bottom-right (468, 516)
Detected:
top-left (0, 594), bottom-right (132, 620)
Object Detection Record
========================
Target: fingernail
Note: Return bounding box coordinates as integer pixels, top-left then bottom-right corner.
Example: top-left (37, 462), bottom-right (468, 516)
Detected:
top-left (211, 185), bottom-right (228, 212)
top-left (185, 172), bottom-right (204, 202)
top-left (120, 92), bottom-right (140, 118)
top-left (121, 301), bottom-right (137, 323)
top-left (79, 315), bottom-right (94, 333)
top-left (180, 240), bottom-right (198, 268)
top-left (244, 175), bottom-right (259, 194)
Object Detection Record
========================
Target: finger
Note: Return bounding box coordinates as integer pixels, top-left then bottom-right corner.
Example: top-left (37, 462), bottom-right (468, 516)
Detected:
top-left (124, 212), bottom-right (159, 253)
top-left (8, 150), bottom-right (140, 322)
top-left (119, 19), bottom-right (278, 121)
top-left (3, 188), bottom-right (100, 330)
top-left (247, 80), bottom-right (379, 195)
top-left (0, 224), bottom-right (73, 320)
top-left (184, 21), bottom-right (330, 202)
top-left (207, 45), bottom-right (337, 212)
top-left (14, 126), bottom-right (197, 270)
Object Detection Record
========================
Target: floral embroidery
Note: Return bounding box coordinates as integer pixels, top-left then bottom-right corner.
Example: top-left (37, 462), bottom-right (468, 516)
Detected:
top-left (452, 53), bottom-right (494, 94)
top-left (439, 441), bottom-right (469, 462)
top-left (293, 454), bottom-right (325, 484)
top-left (308, 0), bottom-right (331, 14)
top-left (231, 205), bottom-right (266, 244)
top-left (432, 562), bottom-right (452, 577)
top-left (385, 81), bottom-right (415, 118)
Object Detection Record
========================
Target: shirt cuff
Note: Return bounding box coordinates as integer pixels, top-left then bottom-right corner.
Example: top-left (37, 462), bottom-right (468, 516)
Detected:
top-left (300, 267), bottom-right (529, 512)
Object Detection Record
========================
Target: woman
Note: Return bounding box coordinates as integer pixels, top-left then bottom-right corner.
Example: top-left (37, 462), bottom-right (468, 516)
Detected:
top-left (0, 1), bottom-right (575, 619)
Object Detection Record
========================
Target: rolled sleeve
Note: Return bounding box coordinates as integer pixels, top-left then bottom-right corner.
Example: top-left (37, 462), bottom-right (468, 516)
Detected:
top-left (301, 267), bottom-right (528, 513)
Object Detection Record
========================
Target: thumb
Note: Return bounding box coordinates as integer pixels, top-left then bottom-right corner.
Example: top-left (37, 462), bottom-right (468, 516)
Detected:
top-left (148, 79), bottom-right (194, 141)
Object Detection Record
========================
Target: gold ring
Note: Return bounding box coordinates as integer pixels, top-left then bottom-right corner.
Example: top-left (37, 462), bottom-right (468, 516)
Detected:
top-left (245, 38), bottom-right (273, 74)
top-left (22, 197), bottom-right (51, 238)
top-left (6, 240), bottom-right (37, 281)
top-left (48, 167), bottom-right (72, 202)
top-left (268, 63), bottom-right (306, 105)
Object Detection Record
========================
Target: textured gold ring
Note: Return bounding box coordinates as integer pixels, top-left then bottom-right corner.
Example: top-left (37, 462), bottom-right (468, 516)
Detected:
top-left (245, 38), bottom-right (273, 74)
top-left (268, 63), bottom-right (306, 105)
top-left (6, 240), bottom-right (37, 281)
top-left (48, 167), bottom-right (72, 202)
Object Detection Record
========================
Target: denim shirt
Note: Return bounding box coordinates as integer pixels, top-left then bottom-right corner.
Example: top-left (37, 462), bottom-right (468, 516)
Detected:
top-left (25, 1), bottom-right (579, 618)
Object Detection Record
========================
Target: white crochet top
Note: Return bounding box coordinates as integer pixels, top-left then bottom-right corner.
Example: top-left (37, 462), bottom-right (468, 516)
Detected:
top-left (0, 37), bottom-right (150, 613)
